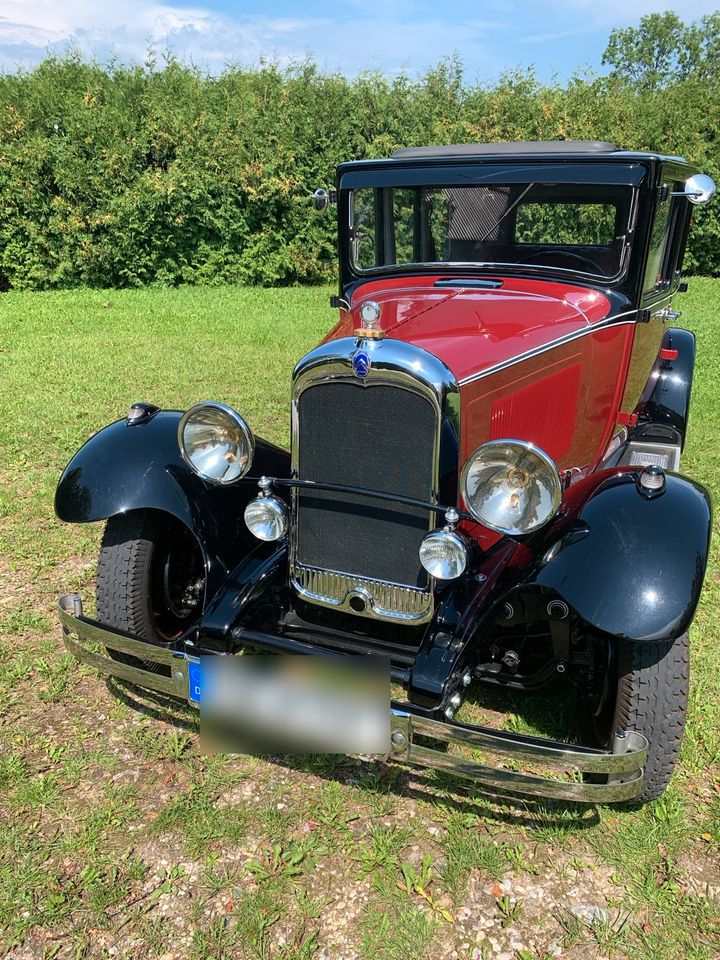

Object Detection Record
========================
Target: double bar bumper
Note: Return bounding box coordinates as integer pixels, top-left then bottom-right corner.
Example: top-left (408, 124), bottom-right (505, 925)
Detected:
top-left (59, 594), bottom-right (648, 802)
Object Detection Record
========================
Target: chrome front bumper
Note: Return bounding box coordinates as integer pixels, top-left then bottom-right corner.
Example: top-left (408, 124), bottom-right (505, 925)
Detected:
top-left (59, 594), bottom-right (648, 803)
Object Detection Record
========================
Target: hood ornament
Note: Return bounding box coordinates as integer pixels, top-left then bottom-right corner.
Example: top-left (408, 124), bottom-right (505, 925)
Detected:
top-left (354, 300), bottom-right (385, 340)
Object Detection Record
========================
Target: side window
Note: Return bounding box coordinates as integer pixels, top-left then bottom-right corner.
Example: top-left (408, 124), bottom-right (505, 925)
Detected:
top-left (392, 189), bottom-right (417, 265)
top-left (351, 189), bottom-right (377, 268)
top-left (643, 186), bottom-right (684, 294)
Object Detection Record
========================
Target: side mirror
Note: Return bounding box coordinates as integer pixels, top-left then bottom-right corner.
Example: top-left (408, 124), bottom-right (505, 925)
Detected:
top-left (311, 187), bottom-right (336, 211)
top-left (673, 173), bottom-right (716, 205)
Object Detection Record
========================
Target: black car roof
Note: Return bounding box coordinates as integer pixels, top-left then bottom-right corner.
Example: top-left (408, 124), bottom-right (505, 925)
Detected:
top-left (392, 140), bottom-right (622, 158)
top-left (337, 141), bottom-right (690, 169)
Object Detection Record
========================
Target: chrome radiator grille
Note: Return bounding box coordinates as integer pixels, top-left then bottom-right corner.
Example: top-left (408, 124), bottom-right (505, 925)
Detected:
top-left (291, 378), bottom-right (439, 623)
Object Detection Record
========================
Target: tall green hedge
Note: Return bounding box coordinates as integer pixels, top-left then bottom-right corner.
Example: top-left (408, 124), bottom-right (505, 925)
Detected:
top-left (0, 54), bottom-right (718, 289)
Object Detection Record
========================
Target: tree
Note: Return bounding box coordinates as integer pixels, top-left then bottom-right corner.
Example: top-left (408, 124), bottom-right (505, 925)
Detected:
top-left (602, 12), bottom-right (694, 89)
top-left (602, 11), bottom-right (720, 89)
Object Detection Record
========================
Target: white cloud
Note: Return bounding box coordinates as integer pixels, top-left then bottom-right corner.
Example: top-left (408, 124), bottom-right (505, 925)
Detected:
top-left (1, 0), bottom-right (714, 78)
top-left (0, 0), bottom-right (508, 76)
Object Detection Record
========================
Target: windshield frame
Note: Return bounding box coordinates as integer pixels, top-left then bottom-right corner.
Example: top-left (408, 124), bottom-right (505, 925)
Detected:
top-left (339, 161), bottom-right (645, 287)
top-left (347, 182), bottom-right (637, 284)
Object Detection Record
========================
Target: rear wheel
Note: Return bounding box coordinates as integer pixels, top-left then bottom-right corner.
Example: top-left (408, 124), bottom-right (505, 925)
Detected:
top-left (96, 511), bottom-right (205, 672)
top-left (593, 633), bottom-right (689, 803)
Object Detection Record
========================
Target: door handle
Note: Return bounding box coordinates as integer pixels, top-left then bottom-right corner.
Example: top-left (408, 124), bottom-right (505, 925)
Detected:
top-left (655, 306), bottom-right (682, 323)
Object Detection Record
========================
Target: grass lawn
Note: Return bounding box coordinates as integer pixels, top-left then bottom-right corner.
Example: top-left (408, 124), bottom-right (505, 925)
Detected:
top-left (0, 282), bottom-right (719, 959)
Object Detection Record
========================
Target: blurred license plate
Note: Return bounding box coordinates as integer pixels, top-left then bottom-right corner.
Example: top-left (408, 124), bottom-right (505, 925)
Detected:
top-left (199, 655), bottom-right (389, 754)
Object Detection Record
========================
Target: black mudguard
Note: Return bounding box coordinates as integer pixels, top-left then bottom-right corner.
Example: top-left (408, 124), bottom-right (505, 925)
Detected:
top-left (634, 326), bottom-right (695, 448)
top-left (55, 410), bottom-right (290, 598)
top-left (520, 468), bottom-right (711, 643)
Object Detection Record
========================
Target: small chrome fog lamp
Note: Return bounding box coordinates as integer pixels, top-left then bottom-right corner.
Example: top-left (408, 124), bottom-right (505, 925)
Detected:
top-left (461, 439), bottom-right (562, 536)
top-left (179, 401), bottom-right (254, 484)
top-left (419, 508), bottom-right (469, 580)
top-left (244, 477), bottom-right (289, 541)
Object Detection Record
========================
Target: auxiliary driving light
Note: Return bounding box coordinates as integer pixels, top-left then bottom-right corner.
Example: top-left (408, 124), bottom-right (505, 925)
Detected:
top-left (244, 484), bottom-right (289, 541)
top-left (419, 529), bottom-right (468, 580)
top-left (460, 439), bottom-right (562, 536)
top-left (178, 401), bottom-right (255, 484)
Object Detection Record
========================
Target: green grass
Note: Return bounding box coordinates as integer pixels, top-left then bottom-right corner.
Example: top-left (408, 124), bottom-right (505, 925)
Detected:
top-left (1, 281), bottom-right (719, 958)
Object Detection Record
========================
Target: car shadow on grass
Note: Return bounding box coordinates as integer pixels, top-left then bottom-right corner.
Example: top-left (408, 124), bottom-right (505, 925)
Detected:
top-left (105, 676), bottom-right (603, 833)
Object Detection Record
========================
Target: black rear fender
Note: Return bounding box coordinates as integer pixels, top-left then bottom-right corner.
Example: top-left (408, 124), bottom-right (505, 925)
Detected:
top-left (634, 327), bottom-right (695, 448)
top-left (54, 410), bottom-right (290, 598)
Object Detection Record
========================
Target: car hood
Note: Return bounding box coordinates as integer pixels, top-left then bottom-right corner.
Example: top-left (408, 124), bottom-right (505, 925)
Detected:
top-left (324, 277), bottom-right (613, 384)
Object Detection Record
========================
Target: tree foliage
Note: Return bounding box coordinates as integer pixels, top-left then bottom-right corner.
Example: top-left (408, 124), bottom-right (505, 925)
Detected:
top-left (603, 11), bottom-right (720, 88)
top-left (0, 13), bottom-right (718, 290)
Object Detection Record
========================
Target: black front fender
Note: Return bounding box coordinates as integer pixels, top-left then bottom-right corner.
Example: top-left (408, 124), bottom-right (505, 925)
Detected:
top-left (523, 469), bottom-right (712, 643)
top-left (55, 410), bottom-right (290, 597)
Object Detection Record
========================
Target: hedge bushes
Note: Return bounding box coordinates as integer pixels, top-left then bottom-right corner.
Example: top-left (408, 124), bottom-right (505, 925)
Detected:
top-left (0, 53), bottom-right (718, 289)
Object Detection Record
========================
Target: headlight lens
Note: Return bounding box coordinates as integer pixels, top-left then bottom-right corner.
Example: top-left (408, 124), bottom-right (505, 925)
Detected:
top-left (178, 402), bottom-right (254, 484)
top-left (460, 439), bottom-right (561, 535)
top-left (244, 495), bottom-right (288, 541)
top-left (419, 530), bottom-right (468, 580)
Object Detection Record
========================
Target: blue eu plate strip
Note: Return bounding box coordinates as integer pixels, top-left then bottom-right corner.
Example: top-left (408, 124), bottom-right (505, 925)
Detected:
top-left (187, 659), bottom-right (202, 704)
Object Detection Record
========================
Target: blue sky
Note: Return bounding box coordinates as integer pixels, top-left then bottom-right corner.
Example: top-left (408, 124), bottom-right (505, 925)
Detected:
top-left (1, 0), bottom-right (718, 81)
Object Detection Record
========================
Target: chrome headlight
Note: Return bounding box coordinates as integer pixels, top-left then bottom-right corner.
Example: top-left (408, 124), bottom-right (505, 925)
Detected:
top-left (245, 494), bottom-right (288, 541)
top-left (419, 529), bottom-right (468, 580)
top-left (460, 439), bottom-right (562, 535)
top-left (178, 401), bottom-right (254, 484)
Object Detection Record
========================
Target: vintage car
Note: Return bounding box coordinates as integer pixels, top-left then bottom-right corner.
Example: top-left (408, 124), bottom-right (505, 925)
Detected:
top-left (56, 140), bottom-right (716, 803)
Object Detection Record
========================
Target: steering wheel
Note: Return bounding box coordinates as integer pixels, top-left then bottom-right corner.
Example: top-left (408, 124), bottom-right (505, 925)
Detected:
top-left (517, 249), bottom-right (602, 274)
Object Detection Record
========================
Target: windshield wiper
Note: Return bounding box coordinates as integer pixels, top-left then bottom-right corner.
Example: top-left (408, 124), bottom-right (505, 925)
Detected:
top-left (477, 182), bottom-right (536, 243)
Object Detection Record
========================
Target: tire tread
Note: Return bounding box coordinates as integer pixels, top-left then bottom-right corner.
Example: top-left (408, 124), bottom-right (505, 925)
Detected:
top-left (97, 512), bottom-right (158, 641)
top-left (614, 634), bottom-right (689, 803)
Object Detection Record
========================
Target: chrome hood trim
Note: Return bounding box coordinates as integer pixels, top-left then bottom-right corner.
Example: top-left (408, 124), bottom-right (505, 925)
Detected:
top-left (292, 335), bottom-right (461, 431)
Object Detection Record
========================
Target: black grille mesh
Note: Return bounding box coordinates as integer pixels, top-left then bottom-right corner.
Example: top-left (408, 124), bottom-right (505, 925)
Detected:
top-left (296, 381), bottom-right (436, 588)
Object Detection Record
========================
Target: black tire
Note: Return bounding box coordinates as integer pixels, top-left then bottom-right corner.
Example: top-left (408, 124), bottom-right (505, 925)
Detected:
top-left (97, 511), bottom-right (205, 672)
top-left (600, 633), bottom-right (689, 803)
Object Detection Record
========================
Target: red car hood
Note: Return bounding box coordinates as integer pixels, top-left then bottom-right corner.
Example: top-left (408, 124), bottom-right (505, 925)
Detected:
top-left (324, 277), bottom-right (612, 383)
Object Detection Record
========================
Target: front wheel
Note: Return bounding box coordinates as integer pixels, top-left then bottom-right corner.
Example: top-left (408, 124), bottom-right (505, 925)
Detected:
top-left (594, 633), bottom-right (689, 803)
top-left (96, 511), bottom-right (205, 672)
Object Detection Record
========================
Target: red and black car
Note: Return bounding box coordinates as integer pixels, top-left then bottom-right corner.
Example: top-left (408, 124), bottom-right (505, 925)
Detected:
top-left (56, 140), bottom-right (716, 803)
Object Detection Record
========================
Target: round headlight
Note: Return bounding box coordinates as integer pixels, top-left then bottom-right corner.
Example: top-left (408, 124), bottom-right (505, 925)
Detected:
top-left (419, 530), bottom-right (468, 580)
top-left (460, 439), bottom-right (561, 536)
top-left (178, 402), bottom-right (254, 484)
top-left (244, 495), bottom-right (288, 541)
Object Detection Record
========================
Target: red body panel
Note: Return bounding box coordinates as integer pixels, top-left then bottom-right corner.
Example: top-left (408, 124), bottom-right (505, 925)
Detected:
top-left (325, 276), bottom-right (637, 478)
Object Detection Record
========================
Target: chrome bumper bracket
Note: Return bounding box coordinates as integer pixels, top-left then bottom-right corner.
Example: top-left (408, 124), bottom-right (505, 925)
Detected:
top-left (59, 594), bottom-right (648, 802)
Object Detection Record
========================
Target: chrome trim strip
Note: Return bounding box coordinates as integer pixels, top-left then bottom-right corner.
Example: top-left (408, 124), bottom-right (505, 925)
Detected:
top-left (290, 336), bottom-right (460, 623)
top-left (59, 596), bottom-right (648, 802)
top-left (457, 301), bottom-right (672, 387)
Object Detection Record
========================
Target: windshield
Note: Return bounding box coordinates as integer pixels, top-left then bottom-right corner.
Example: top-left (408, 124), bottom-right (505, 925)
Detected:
top-left (350, 182), bottom-right (633, 279)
